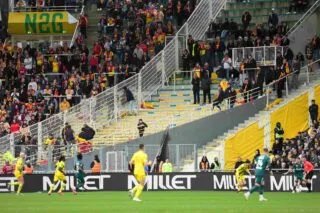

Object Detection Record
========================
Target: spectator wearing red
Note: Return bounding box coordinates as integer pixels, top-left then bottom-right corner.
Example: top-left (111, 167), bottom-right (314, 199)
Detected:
top-left (93, 42), bottom-right (102, 56)
top-left (303, 156), bottom-right (314, 192)
top-left (90, 54), bottom-right (99, 72)
top-left (10, 119), bottom-right (20, 133)
top-left (2, 161), bottom-right (14, 174)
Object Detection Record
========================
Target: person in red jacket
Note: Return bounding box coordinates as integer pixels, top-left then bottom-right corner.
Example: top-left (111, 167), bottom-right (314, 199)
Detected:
top-left (302, 156), bottom-right (314, 192)
top-left (2, 161), bottom-right (14, 174)
top-left (10, 119), bottom-right (20, 133)
top-left (93, 42), bottom-right (102, 56)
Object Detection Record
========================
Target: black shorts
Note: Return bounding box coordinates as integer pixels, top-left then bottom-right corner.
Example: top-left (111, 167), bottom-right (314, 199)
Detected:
top-left (305, 171), bottom-right (314, 180)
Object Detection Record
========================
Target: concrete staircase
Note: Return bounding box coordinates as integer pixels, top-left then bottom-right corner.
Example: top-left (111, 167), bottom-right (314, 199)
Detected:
top-left (90, 84), bottom-right (225, 146)
top-left (84, 4), bottom-right (104, 48)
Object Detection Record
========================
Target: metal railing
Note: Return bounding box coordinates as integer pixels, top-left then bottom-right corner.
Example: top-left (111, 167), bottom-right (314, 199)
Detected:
top-left (265, 58), bottom-right (320, 108)
top-left (0, 0), bottom-right (226, 165)
top-left (2, 144), bottom-right (197, 172)
top-left (12, 5), bottom-right (83, 12)
top-left (232, 46), bottom-right (284, 68)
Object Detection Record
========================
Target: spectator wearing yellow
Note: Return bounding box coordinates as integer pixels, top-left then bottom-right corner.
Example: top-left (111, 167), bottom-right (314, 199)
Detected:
top-left (43, 134), bottom-right (56, 153)
top-left (199, 41), bottom-right (206, 66)
top-left (210, 157), bottom-right (221, 171)
top-left (60, 98), bottom-right (70, 112)
top-left (193, 63), bottom-right (201, 78)
top-left (281, 58), bottom-right (290, 74)
top-left (274, 122), bottom-right (284, 149)
top-left (146, 10), bottom-right (153, 24)
top-left (44, 134), bottom-right (56, 146)
top-left (36, 52), bottom-right (44, 73)
top-left (52, 58), bottom-right (59, 73)
top-left (162, 159), bottom-right (173, 173)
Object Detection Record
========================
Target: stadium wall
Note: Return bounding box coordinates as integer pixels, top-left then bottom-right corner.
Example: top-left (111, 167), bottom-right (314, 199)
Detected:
top-left (224, 121), bottom-right (264, 169)
top-left (36, 96), bottom-right (267, 171)
top-left (223, 84), bottom-right (320, 169)
top-left (0, 172), bottom-right (319, 192)
top-left (270, 92), bottom-right (309, 146)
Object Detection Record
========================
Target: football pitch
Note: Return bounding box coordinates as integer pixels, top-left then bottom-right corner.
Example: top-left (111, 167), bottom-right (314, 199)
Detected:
top-left (1, 191), bottom-right (319, 213)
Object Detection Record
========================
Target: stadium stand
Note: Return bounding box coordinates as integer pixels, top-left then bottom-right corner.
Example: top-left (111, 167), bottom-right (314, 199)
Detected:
top-left (0, 0), bottom-right (198, 132)
top-left (212, 0), bottom-right (311, 35)
top-left (180, 81), bottom-right (320, 172)
top-left (0, 0), bottom-right (319, 172)
top-left (0, 0), bottom-right (206, 167)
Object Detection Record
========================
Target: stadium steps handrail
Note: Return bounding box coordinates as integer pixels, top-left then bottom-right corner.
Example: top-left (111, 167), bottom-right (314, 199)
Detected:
top-left (285, 0), bottom-right (320, 37)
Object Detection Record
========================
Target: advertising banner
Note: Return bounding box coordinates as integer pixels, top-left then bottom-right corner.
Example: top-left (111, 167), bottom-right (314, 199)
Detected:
top-left (0, 172), bottom-right (318, 193)
top-left (8, 12), bottom-right (78, 35)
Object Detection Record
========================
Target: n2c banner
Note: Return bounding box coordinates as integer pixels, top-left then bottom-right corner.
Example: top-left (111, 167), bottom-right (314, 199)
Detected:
top-left (0, 172), bottom-right (319, 193)
top-left (8, 12), bottom-right (78, 35)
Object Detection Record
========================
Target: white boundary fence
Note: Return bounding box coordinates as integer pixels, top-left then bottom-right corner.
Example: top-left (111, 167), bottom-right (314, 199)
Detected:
top-left (0, 0), bottom-right (227, 160)
top-left (232, 46), bottom-right (284, 68)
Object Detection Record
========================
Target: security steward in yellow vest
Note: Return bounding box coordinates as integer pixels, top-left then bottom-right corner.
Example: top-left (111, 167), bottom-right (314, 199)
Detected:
top-left (274, 122), bottom-right (284, 148)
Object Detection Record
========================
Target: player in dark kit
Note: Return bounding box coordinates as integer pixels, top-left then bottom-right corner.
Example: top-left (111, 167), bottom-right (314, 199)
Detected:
top-left (284, 158), bottom-right (304, 193)
top-left (302, 156), bottom-right (314, 192)
top-left (244, 148), bottom-right (270, 201)
top-left (72, 153), bottom-right (85, 194)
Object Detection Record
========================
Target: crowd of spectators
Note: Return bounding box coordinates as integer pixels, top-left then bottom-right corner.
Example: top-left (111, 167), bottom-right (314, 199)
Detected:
top-left (186, 8), bottom-right (319, 101)
top-left (305, 35), bottom-right (320, 67)
top-left (0, 40), bottom-right (105, 137)
top-left (269, 122), bottom-right (320, 171)
top-left (0, 0), bottom-right (197, 139)
top-left (288, 0), bottom-right (309, 14)
top-left (268, 102), bottom-right (320, 170)
top-left (95, 0), bottom-right (196, 78)
top-left (232, 103), bottom-right (319, 172)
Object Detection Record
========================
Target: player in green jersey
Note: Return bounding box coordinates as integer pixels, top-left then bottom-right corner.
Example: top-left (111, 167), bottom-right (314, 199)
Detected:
top-left (284, 158), bottom-right (304, 193)
top-left (72, 153), bottom-right (85, 195)
top-left (244, 148), bottom-right (270, 201)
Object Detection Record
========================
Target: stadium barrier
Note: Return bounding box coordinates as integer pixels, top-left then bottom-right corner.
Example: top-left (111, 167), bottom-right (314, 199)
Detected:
top-left (232, 46), bottom-right (284, 68)
top-left (265, 58), bottom-right (320, 108)
top-left (0, 0), bottom-right (227, 161)
top-left (7, 144), bottom-right (197, 172)
top-left (0, 171), bottom-right (319, 192)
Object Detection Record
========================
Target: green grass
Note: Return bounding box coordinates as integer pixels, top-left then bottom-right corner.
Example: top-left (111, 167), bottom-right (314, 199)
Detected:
top-left (1, 191), bottom-right (319, 213)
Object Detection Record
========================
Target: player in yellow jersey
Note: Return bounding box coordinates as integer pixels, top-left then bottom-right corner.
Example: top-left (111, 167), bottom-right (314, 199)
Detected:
top-left (129, 144), bottom-right (148, 202)
top-left (48, 156), bottom-right (66, 195)
top-left (8, 152), bottom-right (25, 195)
top-left (235, 160), bottom-right (251, 192)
